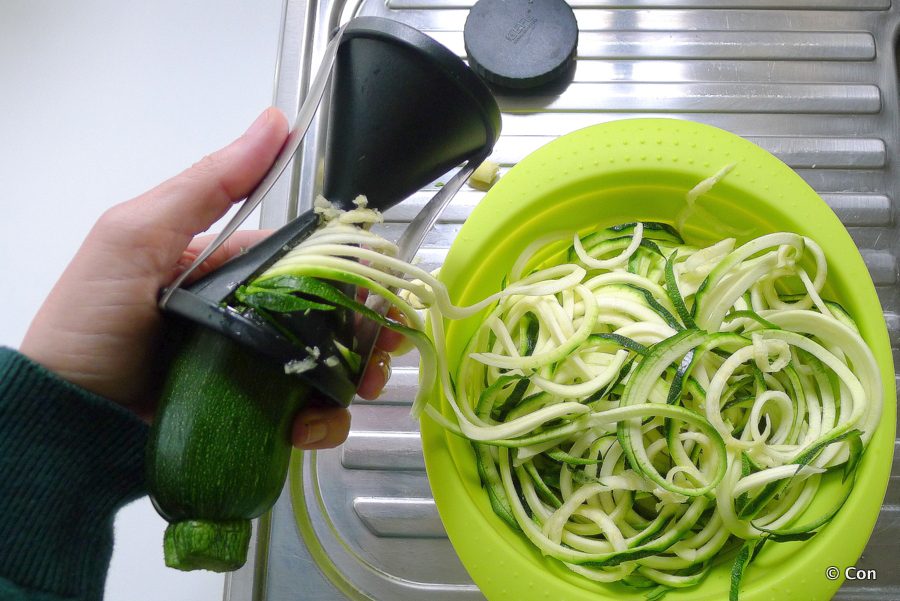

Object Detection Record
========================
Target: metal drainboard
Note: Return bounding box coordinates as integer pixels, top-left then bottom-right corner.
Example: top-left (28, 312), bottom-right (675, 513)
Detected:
top-left (226, 1), bottom-right (900, 599)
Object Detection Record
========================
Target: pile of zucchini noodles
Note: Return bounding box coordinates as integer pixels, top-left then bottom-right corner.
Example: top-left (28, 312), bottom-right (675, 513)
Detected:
top-left (252, 197), bottom-right (882, 599)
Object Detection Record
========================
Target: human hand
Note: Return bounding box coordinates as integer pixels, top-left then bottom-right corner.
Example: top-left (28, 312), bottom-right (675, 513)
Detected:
top-left (20, 107), bottom-right (400, 449)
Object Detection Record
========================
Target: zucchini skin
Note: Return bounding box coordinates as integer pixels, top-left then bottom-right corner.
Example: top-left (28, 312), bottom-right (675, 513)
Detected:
top-left (146, 321), bottom-right (308, 570)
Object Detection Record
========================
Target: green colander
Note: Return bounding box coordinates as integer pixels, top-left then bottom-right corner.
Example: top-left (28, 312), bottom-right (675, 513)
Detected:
top-left (422, 118), bottom-right (896, 601)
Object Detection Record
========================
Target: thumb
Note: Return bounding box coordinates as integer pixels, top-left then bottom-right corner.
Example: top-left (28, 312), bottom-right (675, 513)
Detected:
top-left (142, 107), bottom-right (288, 237)
top-left (96, 107), bottom-right (289, 274)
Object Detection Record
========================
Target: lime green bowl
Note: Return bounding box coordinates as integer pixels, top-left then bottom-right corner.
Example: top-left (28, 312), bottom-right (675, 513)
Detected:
top-left (421, 118), bottom-right (896, 601)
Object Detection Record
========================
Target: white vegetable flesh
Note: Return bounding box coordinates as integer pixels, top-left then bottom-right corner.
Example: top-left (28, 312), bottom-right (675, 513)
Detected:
top-left (252, 195), bottom-right (881, 597)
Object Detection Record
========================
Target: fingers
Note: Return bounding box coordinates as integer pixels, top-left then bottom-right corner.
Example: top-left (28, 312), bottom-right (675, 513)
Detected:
top-left (356, 348), bottom-right (392, 400)
top-left (291, 343), bottom-right (394, 449)
top-left (375, 306), bottom-right (407, 352)
top-left (138, 107), bottom-right (288, 239)
top-left (355, 305), bottom-right (407, 399)
top-left (179, 229), bottom-right (273, 282)
top-left (292, 405), bottom-right (352, 450)
top-left (91, 108), bottom-right (289, 282)
top-left (353, 290), bottom-right (408, 353)
top-left (291, 305), bottom-right (408, 448)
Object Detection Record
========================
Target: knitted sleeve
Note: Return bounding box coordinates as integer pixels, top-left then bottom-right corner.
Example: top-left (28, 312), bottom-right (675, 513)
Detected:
top-left (0, 348), bottom-right (149, 601)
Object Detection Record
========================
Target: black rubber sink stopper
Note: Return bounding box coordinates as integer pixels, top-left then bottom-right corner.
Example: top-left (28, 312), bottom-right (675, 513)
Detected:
top-left (464, 0), bottom-right (578, 90)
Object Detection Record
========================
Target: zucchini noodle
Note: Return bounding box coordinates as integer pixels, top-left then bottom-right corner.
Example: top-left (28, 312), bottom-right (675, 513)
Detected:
top-left (247, 196), bottom-right (881, 600)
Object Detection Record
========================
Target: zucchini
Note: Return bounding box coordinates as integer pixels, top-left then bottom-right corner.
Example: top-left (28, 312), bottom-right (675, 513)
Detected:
top-left (146, 204), bottom-right (445, 572)
top-left (146, 322), bottom-right (308, 571)
top-left (425, 219), bottom-right (880, 597)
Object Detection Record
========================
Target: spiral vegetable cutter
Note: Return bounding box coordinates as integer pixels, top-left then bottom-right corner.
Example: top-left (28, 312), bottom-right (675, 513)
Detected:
top-left (157, 17), bottom-right (500, 406)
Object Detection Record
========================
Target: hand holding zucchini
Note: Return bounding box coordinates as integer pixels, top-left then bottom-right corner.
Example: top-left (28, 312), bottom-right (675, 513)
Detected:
top-left (18, 108), bottom-right (289, 415)
top-left (145, 199), bottom-right (416, 572)
top-left (18, 108), bottom-right (339, 573)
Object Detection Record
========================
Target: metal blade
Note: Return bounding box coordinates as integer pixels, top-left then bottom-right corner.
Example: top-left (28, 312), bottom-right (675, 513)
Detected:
top-left (352, 156), bottom-right (483, 386)
top-left (159, 23), bottom-right (349, 309)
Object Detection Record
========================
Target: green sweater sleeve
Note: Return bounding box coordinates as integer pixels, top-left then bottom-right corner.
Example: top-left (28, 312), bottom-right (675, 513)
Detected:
top-left (0, 348), bottom-right (149, 601)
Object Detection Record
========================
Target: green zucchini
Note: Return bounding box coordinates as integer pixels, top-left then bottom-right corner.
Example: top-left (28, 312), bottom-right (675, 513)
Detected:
top-left (146, 323), bottom-right (308, 572)
top-left (429, 219), bottom-right (880, 596)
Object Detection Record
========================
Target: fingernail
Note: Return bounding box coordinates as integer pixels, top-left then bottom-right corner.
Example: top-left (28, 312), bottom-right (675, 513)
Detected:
top-left (380, 356), bottom-right (392, 382)
top-left (376, 353), bottom-right (391, 399)
top-left (303, 421), bottom-right (328, 445)
top-left (245, 109), bottom-right (271, 136)
top-left (388, 308), bottom-right (409, 328)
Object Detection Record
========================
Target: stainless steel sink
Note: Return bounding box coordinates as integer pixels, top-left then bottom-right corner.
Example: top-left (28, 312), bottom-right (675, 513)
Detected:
top-left (226, 1), bottom-right (900, 599)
